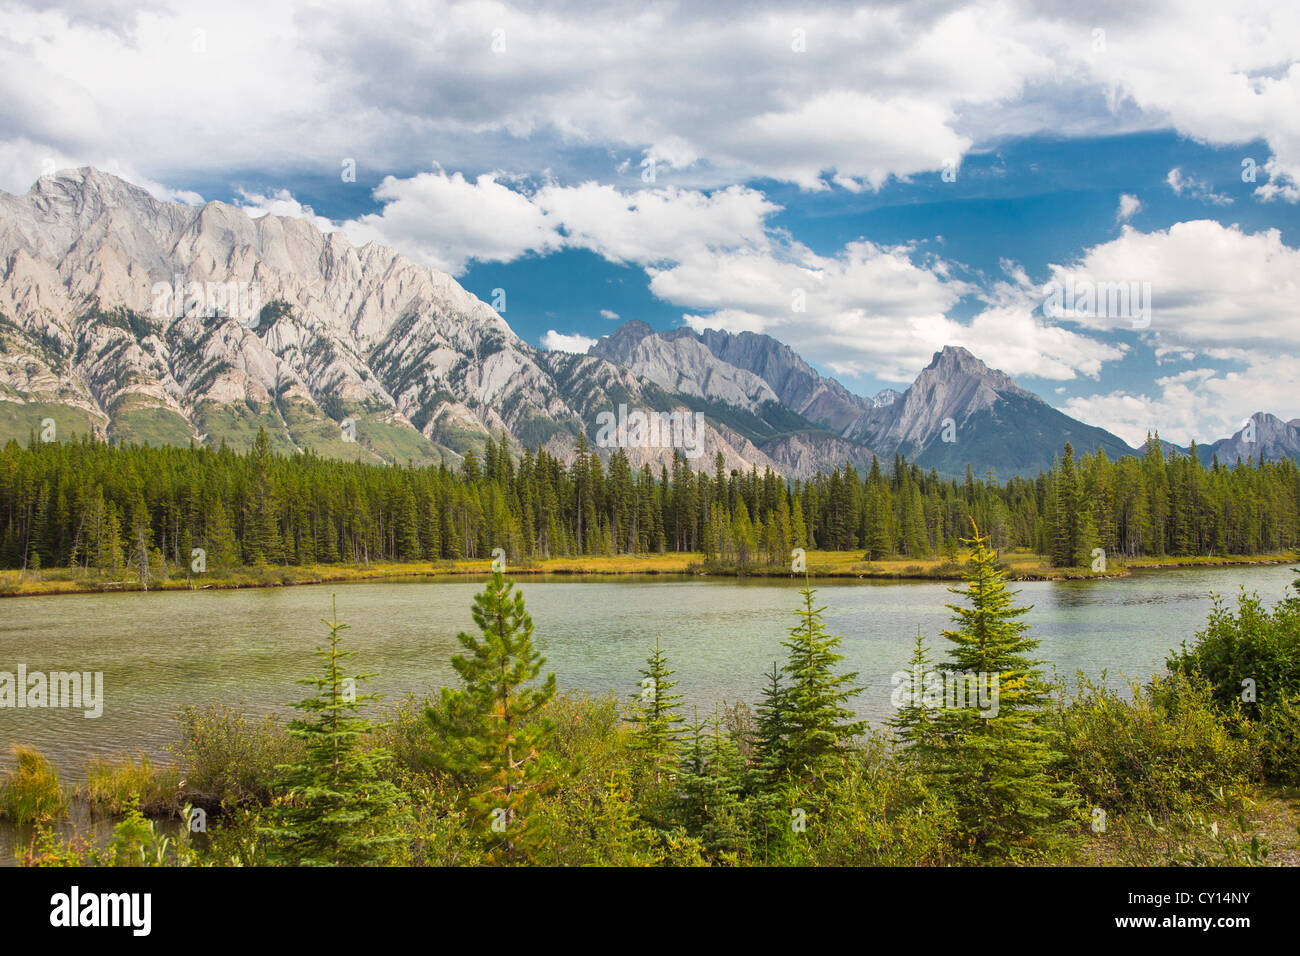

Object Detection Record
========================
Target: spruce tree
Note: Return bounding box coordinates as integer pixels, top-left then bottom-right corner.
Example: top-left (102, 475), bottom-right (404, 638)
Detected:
top-left (426, 571), bottom-right (560, 858)
top-left (888, 626), bottom-right (937, 756)
top-left (264, 598), bottom-right (406, 865)
top-left (930, 521), bottom-right (1070, 857)
top-left (626, 640), bottom-right (686, 782)
top-left (676, 706), bottom-right (747, 860)
top-left (755, 583), bottom-right (865, 792)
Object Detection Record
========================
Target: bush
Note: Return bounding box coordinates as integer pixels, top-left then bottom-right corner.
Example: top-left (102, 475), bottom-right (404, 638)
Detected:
top-left (1258, 693), bottom-right (1300, 786)
top-left (772, 737), bottom-right (960, 866)
top-left (170, 703), bottom-right (300, 807)
top-left (1167, 588), bottom-right (1300, 717)
top-left (82, 753), bottom-right (182, 816)
top-left (0, 745), bottom-right (67, 824)
top-left (1054, 673), bottom-right (1259, 818)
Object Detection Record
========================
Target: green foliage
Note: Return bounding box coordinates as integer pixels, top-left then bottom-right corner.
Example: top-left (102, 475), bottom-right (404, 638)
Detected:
top-left (1168, 587), bottom-right (1300, 717)
top-left (770, 736), bottom-right (960, 866)
top-left (924, 523), bottom-right (1072, 858)
top-left (6, 429), bottom-right (1295, 579)
top-left (82, 753), bottom-right (181, 816)
top-left (625, 640), bottom-right (686, 780)
top-left (676, 708), bottom-right (748, 862)
top-left (753, 584), bottom-right (865, 793)
top-left (170, 702), bottom-right (301, 807)
top-left (0, 745), bottom-right (66, 824)
top-left (1133, 789), bottom-right (1274, 867)
top-left (262, 598), bottom-right (407, 865)
top-left (1054, 673), bottom-right (1260, 818)
top-left (425, 571), bottom-right (562, 859)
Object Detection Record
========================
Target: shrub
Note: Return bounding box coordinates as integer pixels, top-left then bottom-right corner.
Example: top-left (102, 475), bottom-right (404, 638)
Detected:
top-left (1054, 673), bottom-right (1259, 818)
top-left (82, 753), bottom-right (182, 816)
top-left (1258, 693), bottom-right (1300, 786)
top-left (0, 745), bottom-right (67, 824)
top-left (170, 703), bottom-right (301, 807)
top-left (1167, 588), bottom-right (1300, 717)
top-left (771, 737), bottom-right (960, 866)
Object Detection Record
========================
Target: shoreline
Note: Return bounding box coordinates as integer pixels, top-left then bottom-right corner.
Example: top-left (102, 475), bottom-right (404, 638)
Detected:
top-left (1, 551), bottom-right (1293, 599)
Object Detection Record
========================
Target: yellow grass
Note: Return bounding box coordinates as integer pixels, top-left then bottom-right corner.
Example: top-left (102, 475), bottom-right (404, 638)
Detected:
top-left (0, 549), bottom-right (1292, 598)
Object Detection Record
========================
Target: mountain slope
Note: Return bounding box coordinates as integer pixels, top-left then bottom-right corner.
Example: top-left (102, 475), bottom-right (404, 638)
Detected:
top-left (0, 169), bottom-right (804, 474)
top-left (845, 346), bottom-right (1136, 479)
top-left (1198, 412), bottom-right (1300, 465)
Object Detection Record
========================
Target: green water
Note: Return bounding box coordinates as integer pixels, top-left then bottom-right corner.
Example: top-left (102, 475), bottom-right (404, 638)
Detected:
top-left (0, 565), bottom-right (1294, 779)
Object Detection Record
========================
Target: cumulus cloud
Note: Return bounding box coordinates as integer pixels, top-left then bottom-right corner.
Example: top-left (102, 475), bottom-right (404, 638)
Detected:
top-left (1045, 220), bottom-right (1300, 350)
top-left (599, 309), bottom-right (620, 320)
top-left (1063, 356), bottom-right (1300, 447)
top-left (540, 329), bottom-right (597, 353)
top-left (1116, 194), bottom-right (1142, 222)
top-left (340, 169), bottom-right (777, 273)
top-left (661, 242), bottom-right (1122, 383)
top-left (3, 0), bottom-right (1299, 199)
top-left (343, 169), bottom-right (562, 274)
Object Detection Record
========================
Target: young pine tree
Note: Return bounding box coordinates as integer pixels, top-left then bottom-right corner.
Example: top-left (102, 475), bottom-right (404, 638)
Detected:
top-left (676, 706), bottom-right (747, 861)
top-left (888, 626), bottom-right (937, 758)
top-left (426, 571), bottom-right (560, 858)
top-left (264, 598), bottom-right (406, 866)
top-left (625, 640), bottom-right (686, 782)
top-left (930, 521), bottom-right (1071, 857)
top-left (755, 583), bottom-right (865, 792)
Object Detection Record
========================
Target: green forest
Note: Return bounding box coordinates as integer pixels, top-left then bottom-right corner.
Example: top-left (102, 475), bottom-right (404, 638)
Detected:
top-left (1, 427), bottom-right (1297, 580)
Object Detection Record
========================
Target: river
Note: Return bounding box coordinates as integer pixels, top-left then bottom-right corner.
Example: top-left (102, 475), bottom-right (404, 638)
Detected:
top-left (0, 564), bottom-right (1295, 780)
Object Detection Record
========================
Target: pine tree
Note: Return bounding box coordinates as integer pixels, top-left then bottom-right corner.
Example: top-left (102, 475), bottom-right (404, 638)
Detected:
top-left (888, 626), bottom-right (937, 756)
top-left (626, 640), bottom-right (686, 782)
top-left (263, 598), bottom-right (406, 865)
top-left (930, 521), bottom-right (1070, 857)
top-left (676, 706), bottom-right (747, 860)
top-left (426, 571), bottom-right (560, 858)
top-left (757, 583), bottom-right (865, 792)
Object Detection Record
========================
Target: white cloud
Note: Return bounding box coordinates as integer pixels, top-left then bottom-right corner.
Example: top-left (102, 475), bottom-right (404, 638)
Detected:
top-left (1165, 167), bottom-right (1232, 205)
top-left (660, 242), bottom-right (1122, 383)
top-left (1064, 356), bottom-right (1300, 447)
top-left (1116, 194), bottom-right (1142, 222)
top-left (540, 329), bottom-right (596, 353)
top-left (342, 169), bottom-right (562, 274)
top-left (340, 170), bottom-right (777, 274)
top-left (1047, 220), bottom-right (1300, 351)
top-left (238, 188), bottom-right (336, 232)
top-left (599, 309), bottom-right (620, 320)
top-left (4, 1), bottom-right (1299, 199)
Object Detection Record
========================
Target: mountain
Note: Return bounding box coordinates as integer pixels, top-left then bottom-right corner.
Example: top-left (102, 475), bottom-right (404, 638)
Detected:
top-left (592, 322), bottom-right (1136, 480)
top-left (6, 168), bottom-right (1291, 484)
top-left (0, 168), bottom-right (858, 477)
top-left (666, 325), bottom-right (897, 428)
top-left (844, 346), bottom-right (1135, 479)
top-left (1198, 412), bottom-right (1300, 466)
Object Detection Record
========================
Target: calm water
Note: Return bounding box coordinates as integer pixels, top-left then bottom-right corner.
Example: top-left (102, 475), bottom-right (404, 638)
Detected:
top-left (0, 565), bottom-right (1295, 781)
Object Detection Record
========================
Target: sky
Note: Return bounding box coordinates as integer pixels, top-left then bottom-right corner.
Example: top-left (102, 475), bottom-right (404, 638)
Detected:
top-left (3, 0), bottom-right (1300, 447)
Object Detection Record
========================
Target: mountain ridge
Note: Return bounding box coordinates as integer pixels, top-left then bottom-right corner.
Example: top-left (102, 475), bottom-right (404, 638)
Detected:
top-left (3, 168), bottom-right (1296, 481)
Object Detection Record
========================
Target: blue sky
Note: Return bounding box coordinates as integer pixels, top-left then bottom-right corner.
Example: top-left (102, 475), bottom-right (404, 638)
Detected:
top-left (3, 0), bottom-right (1300, 447)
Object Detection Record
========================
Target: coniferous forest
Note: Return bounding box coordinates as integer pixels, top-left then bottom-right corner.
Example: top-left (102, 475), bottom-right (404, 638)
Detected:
top-left (2, 428), bottom-right (1297, 580)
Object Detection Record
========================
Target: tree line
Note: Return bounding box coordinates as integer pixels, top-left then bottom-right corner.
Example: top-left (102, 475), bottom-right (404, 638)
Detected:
top-left (2, 427), bottom-right (1297, 576)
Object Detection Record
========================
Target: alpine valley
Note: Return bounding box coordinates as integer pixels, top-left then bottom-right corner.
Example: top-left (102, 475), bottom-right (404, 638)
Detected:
top-left (1, 168), bottom-right (1296, 480)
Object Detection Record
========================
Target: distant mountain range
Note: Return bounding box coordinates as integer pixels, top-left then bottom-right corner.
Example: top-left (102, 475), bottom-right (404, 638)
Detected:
top-left (1, 168), bottom-right (1296, 480)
